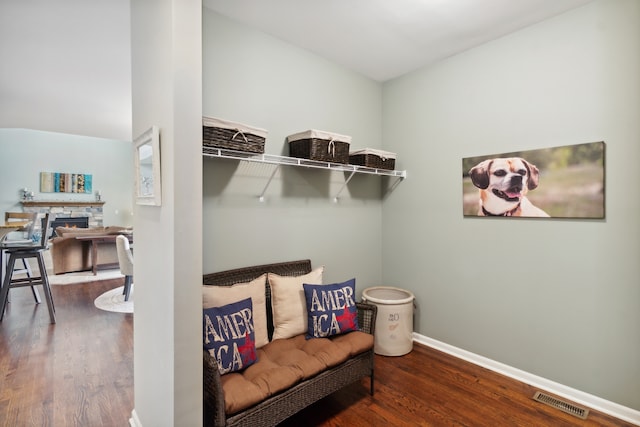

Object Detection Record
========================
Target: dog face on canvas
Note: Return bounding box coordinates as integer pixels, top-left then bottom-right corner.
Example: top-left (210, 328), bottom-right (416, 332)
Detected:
top-left (469, 157), bottom-right (549, 217)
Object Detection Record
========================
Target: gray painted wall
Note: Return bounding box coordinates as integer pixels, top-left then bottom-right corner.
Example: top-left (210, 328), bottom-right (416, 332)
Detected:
top-left (0, 128), bottom-right (134, 227)
top-left (382, 0), bottom-right (640, 410)
top-left (202, 10), bottom-right (386, 288)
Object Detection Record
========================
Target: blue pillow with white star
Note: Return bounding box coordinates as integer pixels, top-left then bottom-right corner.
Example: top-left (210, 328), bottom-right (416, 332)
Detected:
top-left (303, 278), bottom-right (359, 339)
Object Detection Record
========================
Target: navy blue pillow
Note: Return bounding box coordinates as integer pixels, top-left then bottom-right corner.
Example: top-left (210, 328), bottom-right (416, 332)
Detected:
top-left (303, 278), bottom-right (359, 339)
top-left (203, 297), bottom-right (258, 374)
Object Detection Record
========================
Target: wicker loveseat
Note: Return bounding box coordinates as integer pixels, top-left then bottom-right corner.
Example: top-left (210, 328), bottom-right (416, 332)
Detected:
top-left (202, 259), bottom-right (377, 427)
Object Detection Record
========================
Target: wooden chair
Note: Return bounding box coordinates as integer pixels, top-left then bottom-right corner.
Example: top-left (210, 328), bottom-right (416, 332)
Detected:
top-left (116, 235), bottom-right (134, 301)
top-left (3, 212), bottom-right (40, 303)
top-left (4, 211), bottom-right (37, 243)
top-left (0, 213), bottom-right (55, 323)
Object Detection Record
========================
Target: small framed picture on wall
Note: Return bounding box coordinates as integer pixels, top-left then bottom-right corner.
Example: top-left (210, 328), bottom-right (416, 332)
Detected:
top-left (134, 125), bottom-right (162, 206)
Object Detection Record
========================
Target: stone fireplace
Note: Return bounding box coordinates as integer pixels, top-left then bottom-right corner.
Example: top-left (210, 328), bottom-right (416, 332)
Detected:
top-left (21, 201), bottom-right (105, 230)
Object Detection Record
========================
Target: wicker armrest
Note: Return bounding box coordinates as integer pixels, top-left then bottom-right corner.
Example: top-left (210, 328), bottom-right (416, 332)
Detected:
top-left (203, 350), bottom-right (227, 427)
top-left (356, 302), bottom-right (377, 335)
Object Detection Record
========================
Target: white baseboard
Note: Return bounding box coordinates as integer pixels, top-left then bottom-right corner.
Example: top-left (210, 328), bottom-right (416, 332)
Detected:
top-left (413, 333), bottom-right (640, 426)
top-left (129, 409), bottom-right (142, 427)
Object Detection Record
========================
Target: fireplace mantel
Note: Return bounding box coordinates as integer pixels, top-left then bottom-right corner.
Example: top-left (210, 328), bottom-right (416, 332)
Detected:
top-left (21, 201), bottom-right (105, 208)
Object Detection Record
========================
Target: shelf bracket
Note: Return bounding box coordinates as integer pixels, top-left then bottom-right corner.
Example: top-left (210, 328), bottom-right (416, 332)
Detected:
top-left (333, 170), bottom-right (357, 203)
top-left (258, 165), bottom-right (280, 202)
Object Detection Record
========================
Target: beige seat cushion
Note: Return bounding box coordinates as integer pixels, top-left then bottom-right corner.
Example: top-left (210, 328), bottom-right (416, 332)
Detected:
top-left (268, 267), bottom-right (323, 340)
top-left (220, 331), bottom-right (373, 415)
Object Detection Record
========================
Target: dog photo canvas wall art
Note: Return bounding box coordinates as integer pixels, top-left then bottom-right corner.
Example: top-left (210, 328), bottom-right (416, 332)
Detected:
top-left (462, 141), bottom-right (605, 219)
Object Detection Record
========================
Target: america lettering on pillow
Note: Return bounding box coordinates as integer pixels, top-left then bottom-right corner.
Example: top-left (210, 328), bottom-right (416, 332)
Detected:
top-left (303, 278), bottom-right (359, 339)
top-left (203, 297), bottom-right (258, 374)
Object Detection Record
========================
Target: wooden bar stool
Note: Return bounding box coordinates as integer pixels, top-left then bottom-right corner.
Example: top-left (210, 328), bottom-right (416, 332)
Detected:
top-left (0, 213), bottom-right (55, 323)
top-left (3, 211), bottom-right (41, 303)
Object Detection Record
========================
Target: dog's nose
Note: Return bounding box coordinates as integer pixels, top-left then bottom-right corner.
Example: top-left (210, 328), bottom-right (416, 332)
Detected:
top-left (510, 175), bottom-right (523, 185)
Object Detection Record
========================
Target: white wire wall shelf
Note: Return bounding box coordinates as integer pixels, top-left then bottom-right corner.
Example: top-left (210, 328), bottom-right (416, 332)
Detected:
top-left (202, 147), bottom-right (407, 202)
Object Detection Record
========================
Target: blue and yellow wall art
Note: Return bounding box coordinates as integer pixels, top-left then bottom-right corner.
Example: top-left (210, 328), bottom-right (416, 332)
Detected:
top-left (40, 172), bottom-right (93, 194)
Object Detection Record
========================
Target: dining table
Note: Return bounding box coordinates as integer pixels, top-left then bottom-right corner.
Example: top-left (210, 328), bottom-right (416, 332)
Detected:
top-left (74, 233), bottom-right (133, 275)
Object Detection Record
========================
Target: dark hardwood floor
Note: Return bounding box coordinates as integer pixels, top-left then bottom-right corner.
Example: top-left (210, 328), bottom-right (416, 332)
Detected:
top-left (0, 278), bottom-right (133, 426)
top-left (1, 279), bottom-right (633, 426)
top-left (280, 343), bottom-right (634, 427)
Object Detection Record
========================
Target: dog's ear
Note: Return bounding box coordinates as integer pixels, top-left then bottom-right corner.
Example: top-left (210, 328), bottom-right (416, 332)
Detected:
top-left (469, 160), bottom-right (492, 189)
top-left (522, 159), bottom-right (540, 190)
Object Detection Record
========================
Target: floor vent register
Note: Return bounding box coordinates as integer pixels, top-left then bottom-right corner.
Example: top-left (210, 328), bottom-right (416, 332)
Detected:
top-left (532, 391), bottom-right (589, 420)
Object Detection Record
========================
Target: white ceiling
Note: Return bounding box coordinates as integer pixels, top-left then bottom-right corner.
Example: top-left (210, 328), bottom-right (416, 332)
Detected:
top-left (203, 0), bottom-right (594, 82)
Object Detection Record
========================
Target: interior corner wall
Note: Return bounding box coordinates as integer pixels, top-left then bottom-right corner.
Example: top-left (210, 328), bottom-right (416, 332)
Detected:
top-left (381, 0), bottom-right (640, 410)
top-left (0, 128), bottom-right (134, 227)
top-left (202, 10), bottom-right (384, 288)
top-left (131, 0), bottom-right (202, 426)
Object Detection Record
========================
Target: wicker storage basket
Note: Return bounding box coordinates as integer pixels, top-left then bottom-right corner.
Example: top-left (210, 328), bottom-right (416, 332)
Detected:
top-left (349, 148), bottom-right (397, 170)
top-left (203, 116), bottom-right (267, 153)
top-left (287, 130), bottom-right (351, 164)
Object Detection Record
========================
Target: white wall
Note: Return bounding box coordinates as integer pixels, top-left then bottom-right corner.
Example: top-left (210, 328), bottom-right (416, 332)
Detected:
top-left (130, 0), bottom-right (202, 426)
top-left (0, 0), bottom-right (131, 141)
top-left (202, 10), bottom-right (386, 288)
top-left (0, 128), bottom-right (133, 226)
top-left (382, 0), bottom-right (640, 410)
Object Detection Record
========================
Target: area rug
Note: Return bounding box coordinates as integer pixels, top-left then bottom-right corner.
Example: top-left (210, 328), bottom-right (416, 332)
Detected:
top-left (39, 250), bottom-right (125, 285)
top-left (49, 269), bottom-right (123, 285)
top-left (94, 285), bottom-right (134, 313)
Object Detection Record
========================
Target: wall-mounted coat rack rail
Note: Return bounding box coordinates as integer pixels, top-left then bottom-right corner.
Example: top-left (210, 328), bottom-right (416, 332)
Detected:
top-left (202, 147), bottom-right (407, 202)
